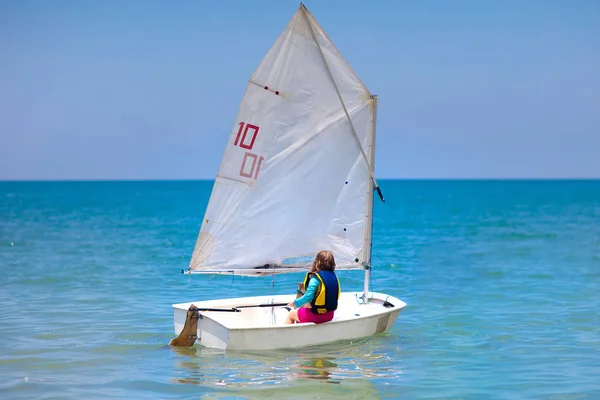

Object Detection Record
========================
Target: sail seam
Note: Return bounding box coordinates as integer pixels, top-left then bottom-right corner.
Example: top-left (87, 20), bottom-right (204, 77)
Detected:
top-left (270, 101), bottom-right (368, 158)
top-left (257, 35), bottom-right (361, 122)
top-left (216, 174), bottom-right (253, 186)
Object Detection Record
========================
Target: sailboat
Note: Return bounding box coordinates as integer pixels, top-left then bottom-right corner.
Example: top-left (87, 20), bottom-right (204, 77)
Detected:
top-left (172, 3), bottom-right (406, 351)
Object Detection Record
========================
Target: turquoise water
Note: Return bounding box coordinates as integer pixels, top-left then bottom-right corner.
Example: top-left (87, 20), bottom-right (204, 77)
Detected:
top-left (1, 180), bottom-right (599, 399)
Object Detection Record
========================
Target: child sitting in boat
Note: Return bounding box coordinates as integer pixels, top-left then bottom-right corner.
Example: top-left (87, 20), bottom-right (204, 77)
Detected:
top-left (285, 250), bottom-right (340, 324)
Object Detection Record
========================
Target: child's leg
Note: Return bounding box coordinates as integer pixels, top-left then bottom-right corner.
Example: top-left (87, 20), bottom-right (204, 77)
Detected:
top-left (285, 308), bottom-right (300, 324)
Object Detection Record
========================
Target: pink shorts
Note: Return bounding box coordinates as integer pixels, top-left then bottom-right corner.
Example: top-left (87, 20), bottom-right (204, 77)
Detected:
top-left (298, 307), bottom-right (334, 324)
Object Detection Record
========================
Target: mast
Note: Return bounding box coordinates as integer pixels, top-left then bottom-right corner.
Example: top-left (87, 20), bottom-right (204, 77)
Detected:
top-left (363, 95), bottom-right (378, 302)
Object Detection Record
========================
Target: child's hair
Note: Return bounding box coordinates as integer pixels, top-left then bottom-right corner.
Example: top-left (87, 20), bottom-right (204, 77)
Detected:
top-left (311, 250), bottom-right (336, 272)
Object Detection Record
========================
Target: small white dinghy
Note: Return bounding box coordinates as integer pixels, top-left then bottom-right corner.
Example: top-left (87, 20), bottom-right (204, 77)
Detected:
top-left (173, 3), bottom-right (406, 351)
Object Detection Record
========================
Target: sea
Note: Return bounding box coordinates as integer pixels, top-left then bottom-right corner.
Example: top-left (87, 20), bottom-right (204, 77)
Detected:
top-left (1, 180), bottom-right (599, 399)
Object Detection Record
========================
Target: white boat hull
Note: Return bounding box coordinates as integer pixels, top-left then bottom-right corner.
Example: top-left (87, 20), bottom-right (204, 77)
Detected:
top-left (172, 292), bottom-right (406, 351)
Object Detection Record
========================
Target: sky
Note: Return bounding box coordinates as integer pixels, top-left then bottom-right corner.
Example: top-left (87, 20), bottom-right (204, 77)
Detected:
top-left (1, 0), bottom-right (599, 180)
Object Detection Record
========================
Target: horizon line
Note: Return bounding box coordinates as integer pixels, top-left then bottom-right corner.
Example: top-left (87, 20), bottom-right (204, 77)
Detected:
top-left (1, 177), bottom-right (600, 183)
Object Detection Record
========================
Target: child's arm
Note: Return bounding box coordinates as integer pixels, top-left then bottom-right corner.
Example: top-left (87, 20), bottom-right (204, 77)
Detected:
top-left (293, 277), bottom-right (319, 308)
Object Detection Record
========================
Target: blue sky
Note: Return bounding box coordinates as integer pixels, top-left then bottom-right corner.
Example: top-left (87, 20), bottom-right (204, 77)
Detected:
top-left (1, 0), bottom-right (598, 180)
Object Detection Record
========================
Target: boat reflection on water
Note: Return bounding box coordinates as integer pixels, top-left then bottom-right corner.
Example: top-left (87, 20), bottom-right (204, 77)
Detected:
top-left (169, 336), bottom-right (401, 398)
top-left (294, 356), bottom-right (340, 383)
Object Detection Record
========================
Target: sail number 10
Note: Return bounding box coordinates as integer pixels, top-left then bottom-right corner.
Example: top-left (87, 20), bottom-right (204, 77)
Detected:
top-left (234, 122), bottom-right (264, 180)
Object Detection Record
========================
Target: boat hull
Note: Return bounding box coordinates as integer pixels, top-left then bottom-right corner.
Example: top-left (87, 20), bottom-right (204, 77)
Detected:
top-left (172, 292), bottom-right (406, 351)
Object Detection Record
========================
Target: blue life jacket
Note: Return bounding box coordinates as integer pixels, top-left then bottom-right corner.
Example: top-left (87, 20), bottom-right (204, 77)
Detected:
top-left (303, 270), bottom-right (340, 314)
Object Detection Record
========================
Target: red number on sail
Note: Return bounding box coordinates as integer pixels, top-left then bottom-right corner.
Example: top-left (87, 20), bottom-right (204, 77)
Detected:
top-left (239, 153), bottom-right (266, 180)
top-left (234, 122), bottom-right (244, 146)
top-left (254, 156), bottom-right (265, 180)
top-left (239, 152), bottom-right (258, 178)
top-left (234, 122), bottom-right (259, 150)
top-left (234, 122), bottom-right (264, 180)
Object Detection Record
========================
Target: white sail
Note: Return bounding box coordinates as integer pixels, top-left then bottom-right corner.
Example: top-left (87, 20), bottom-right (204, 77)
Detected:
top-left (189, 4), bottom-right (376, 275)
